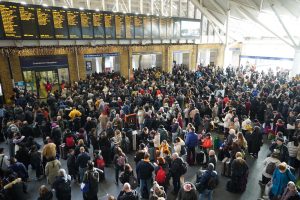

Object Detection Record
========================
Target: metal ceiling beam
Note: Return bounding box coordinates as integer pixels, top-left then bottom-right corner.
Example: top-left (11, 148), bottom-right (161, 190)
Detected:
top-left (211, 23), bottom-right (224, 43)
top-left (191, 0), bottom-right (241, 41)
top-left (270, 3), bottom-right (297, 47)
top-left (51, 0), bottom-right (55, 6)
top-left (236, 6), bottom-right (295, 48)
top-left (210, 0), bottom-right (226, 15)
top-left (128, 0), bottom-right (131, 12)
top-left (86, 0), bottom-right (91, 9)
top-left (102, 0), bottom-right (105, 10)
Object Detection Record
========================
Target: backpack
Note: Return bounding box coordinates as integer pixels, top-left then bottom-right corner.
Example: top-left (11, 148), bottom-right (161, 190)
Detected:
top-left (96, 158), bottom-right (105, 169)
top-left (117, 155), bottom-right (126, 167)
top-left (207, 174), bottom-right (218, 190)
top-left (57, 180), bottom-right (71, 195)
top-left (179, 161), bottom-right (187, 175)
top-left (155, 166), bottom-right (167, 185)
top-left (266, 162), bottom-right (276, 175)
top-left (66, 136), bottom-right (75, 147)
top-left (129, 175), bottom-right (138, 189)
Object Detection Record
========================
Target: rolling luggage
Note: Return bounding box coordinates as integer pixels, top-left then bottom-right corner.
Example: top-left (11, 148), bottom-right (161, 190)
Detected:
top-left (196, 151), bottom-right (206, 165)
top-left (60, 143), bottom-right (67, 160)
top-left (221, 157), bottom-right (231, 177)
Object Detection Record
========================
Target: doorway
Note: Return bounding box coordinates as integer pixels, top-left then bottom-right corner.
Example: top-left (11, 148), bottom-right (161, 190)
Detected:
top-left (84, 53), bottom-right (120, 76)
top-left (132, 53), bottom-right (162, 71)
top-left (23, 68), bottom-right (69, 98)
top-left (173, 51), bottom-right (190, 68)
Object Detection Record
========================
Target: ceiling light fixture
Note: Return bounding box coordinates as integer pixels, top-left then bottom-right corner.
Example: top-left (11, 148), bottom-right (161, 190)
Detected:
top-left (42, 4), bottom-right (48, 7)
top-left (20, 1), bottom-right (27, 5)
top-left (95, 8), bottom-right (100, 12)
top-left (63, 5), bottom-right (68, 9)
top-left (79, 7), bottom-right (84, 10)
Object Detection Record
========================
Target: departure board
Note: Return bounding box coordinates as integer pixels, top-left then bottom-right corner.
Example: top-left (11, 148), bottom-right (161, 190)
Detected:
top-left (125, 15), bottom-right (134, 39)
top-left (0, 12), bottom-right (4, 38)
top-left (166, 18), bottom-right (173, 38)
top-left (115, 14), bottom-right (125, 39)
top-left (67, 9), bottom-right (81, 39)
top-left (143, 16), bottom-right (151, 39)
top-left (80, 11), bottom-right (93, 39)
top-left (134, 15), bottom-right (143, 39)
top-left (0, 3), bottom-right (22, 39)
top-left (19, 5), bottom-right (39, 39)
top-left (104, 13), bottom-right (115, 39)
top-left (52, 8), bottom-right (68, 39)
top-left (152, 17), bottom-right (159, 39)
top-left (36, 7), bottom-right (55, 39)
top-left (93, 12), bottom-right (105, 39)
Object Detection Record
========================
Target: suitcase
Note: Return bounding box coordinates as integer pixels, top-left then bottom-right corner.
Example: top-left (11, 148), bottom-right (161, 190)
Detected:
top-left (196, 151), bottom-right (206, 165)
top-left (221, 157), bottom-right (231, 177)
top-left (60, 143), bottom-right (67, 160)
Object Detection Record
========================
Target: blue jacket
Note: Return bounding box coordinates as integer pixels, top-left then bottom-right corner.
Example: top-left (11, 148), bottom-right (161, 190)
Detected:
top-left (271, 168), bottom-right (296, 196)
top-left (185, 132), bottom-right (198, 148)
top-left (197, 170), bottom-right (218, 190)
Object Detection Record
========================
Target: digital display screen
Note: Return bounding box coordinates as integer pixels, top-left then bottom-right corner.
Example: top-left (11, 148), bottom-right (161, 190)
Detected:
top-left (80, 11), bottom-right (93, 39)
top-left (93, 12), bottom-right (105, 39)
top-left (52, 8), bottom-right (68, 39)
top-left (152, 17), bottom-right (159, 39)
top-left (134, 15), bottom-right (143, 39)
top-left (0, 3), bottom-right (22, 39)
top-left (125, 15), bottom-right (134, 39)
top-left (67, 9), bottom-right (81, 39)
top-left (0, 2), bottom-right (201, 40)
top-left (19, 5), bottom-right (39, 39)
top-left (104, 13), bottom-right (115, 39)
top-left (36, 7), bottom-right (55, 39)
top-left (115, 14), bottom-right (125, 39)
top-left (143, 16), bottom-right (151, 39)
top-left (181, 20), bottom-right (201, 37)
top-left (160, 18), bottom-right (167, 39)
top-left (166, 18), bottom-right (173, 38)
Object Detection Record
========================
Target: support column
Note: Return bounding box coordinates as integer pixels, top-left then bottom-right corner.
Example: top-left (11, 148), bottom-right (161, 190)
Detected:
top-left (290, 48), bottom-right (300, 77)
top-left (223, 9), bottom-right (231, 68)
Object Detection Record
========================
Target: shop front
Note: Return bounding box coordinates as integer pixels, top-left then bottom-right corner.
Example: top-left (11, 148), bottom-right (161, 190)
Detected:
top-left (84, 53), bottom-right (120, 76)
top-left (20, 55), bottom-right (70, 98)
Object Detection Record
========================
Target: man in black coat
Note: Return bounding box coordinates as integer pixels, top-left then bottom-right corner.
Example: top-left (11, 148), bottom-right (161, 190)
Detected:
top-left (269, 137), bottom-right (289, 163)
top-left (170, 153), bottom-right (185, 194)
top-left (136, 153), bottom-right (154, 198)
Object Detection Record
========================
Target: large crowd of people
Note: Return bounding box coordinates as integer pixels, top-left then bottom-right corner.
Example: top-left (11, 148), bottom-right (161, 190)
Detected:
top-left (0, 64), bottom-right (299, 200)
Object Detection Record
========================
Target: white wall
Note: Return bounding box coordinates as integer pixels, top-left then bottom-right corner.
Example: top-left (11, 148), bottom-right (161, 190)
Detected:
top-left (241, 39), bottom-right (295, 58)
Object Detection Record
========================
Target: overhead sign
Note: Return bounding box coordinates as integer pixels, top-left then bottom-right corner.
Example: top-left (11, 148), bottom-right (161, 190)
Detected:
top-left (20, 55), bottom-right (69, 70)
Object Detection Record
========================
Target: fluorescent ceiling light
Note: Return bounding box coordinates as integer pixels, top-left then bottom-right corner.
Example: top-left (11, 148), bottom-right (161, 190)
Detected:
top-left (20, 1), bottom-right (27, 5)
top-left (79, 7), bottom-right (84, 10)
top-left (63, 6), bottom-right (68, 9)
top-left (95, 8), bottom-right (100, 12)
top-left (42, 4), bottom-right (48, 7)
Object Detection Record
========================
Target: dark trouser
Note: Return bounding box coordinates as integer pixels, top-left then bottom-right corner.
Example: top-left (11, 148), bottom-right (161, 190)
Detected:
top-left (187, 147), bottom-right (196, 165)
top-left (173, 176), bottom-right (181, 193)
top-left (262, 175), bottom-right (271, 185)
top-left (115, 166), bottom-right (122, 183)
top-left (83, 193), bottom-right (97, 200)
top-left (33, 162), bottom-right (43, 178)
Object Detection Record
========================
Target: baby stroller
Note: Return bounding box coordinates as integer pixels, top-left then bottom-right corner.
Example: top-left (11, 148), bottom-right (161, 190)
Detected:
top-left (93, 150), bottom-right (105, 180)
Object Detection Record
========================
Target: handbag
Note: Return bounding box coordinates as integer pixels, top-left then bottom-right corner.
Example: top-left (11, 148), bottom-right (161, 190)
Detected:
top-left (80, 182), bottom-right (90, 193)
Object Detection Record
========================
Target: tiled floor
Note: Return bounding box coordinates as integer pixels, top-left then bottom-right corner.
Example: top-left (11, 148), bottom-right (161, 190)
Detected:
top-left (1, 137), bottom-right (270, 200)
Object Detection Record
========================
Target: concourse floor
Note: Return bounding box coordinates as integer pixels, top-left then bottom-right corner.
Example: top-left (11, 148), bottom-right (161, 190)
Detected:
top-left (1, 137), bottom-right (270, 200)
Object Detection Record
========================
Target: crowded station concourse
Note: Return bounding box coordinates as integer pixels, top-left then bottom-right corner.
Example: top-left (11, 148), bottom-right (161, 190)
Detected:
top-left (0, 0), bottom-right (300, 200)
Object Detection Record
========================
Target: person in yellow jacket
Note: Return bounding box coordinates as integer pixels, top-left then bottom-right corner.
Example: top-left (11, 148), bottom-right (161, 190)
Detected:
top-left (69, 107), bottom-right (82, 120)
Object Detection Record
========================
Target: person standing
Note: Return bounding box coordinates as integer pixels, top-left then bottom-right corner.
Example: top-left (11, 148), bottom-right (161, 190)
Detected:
top-left (196, 163), bottom-right (218, 200)
top-left (76, 147), bottom-right (90, 183)
top-left (52, 169), bottom-right (72, 200)
top-left (45, 157), bottom-right (61, 185)
top-left (136, 153), bottom-right (154, 199)
top-left (185, 126), bottom-right (198, 165)
top-left (82, 161), bottom-right (100, 200)
top-left (170, 153), bottom-right (186, 194)
top-left (117, 182), bottom-right (139, 200)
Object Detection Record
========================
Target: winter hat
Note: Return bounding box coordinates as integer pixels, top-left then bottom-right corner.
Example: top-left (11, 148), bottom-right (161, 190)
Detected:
top-left (207, 163), bottom-right (214, 171)
top-left (277, 137), bottom-right (284, 143)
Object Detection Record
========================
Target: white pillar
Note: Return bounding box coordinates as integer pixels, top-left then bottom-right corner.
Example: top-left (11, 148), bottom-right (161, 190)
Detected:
top-left (290, 48), bottom-right (300, 77)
